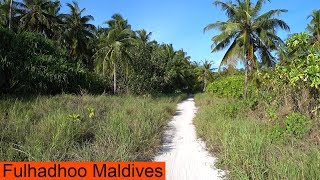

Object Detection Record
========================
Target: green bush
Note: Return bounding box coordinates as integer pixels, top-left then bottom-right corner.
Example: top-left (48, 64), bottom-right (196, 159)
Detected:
top-left (285, 112), bottom-right (311, 138)
top-left (269, 123), bottom-right (285, 141)
top-left (218, 102), bottom-right (242, 118)
top-left (0, 28), bottom-right (105, 94)
top-left (206, 75), bottom-right (255, 98)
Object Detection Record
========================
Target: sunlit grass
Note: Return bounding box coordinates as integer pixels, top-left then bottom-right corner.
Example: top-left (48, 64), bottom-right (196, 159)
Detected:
top-left (0, 94), bottom-right (184, 161)
top-left (194, 93), bottom-right (320, 179)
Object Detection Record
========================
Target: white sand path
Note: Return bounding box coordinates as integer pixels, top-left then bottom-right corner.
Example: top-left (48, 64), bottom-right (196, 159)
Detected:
top-left (154, 96), bottom-right (225, 180)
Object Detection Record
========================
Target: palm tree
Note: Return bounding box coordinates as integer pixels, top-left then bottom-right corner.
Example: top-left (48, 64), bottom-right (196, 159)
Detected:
top-left (202, 60), bottom-right (214, 92)
top-left (0, 0), bottom-right (22, 29)
top-left (204, 0), bottom-right (289, 98)
top-left (107, 13), bottom-right (131, 30)
top-left (8, 0), bottom-right (12, 29)
top-left (95, 14), bottom-right (134, 94)
top-left (0, 0), bottom-right (7, 27)
top-left (18, 0), bottom-right (60, 35)
top-left (63, 1), bottom-right (96, 66)
top-left (162, 44), bottom-right (176, 63)
top-left (45, 0), bottom-right (64, 40)
top-left (136, 29), bottom-right (152, 44)
top-left (307, 10), bottom-right (320, 43)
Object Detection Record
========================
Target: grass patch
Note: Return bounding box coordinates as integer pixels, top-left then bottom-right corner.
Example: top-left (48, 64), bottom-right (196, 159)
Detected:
top-left (0, 94), bottom-right (184, 161)
top-left (194, 93), bottom-right (320, 179)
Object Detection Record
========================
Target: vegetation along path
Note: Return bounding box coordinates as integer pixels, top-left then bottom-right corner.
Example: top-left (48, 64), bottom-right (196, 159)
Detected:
top-left (154, 96), bottom-right (225, 180)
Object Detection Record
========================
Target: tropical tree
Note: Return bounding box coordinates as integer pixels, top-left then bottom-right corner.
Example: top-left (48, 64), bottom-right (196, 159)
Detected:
top-left (307, 10), bottom-right (320, 43)
top-left (45, 0), bottom-right (64, 40)
top-left (0, 0), bottom-right (22, 29)
top-left (94, 14), bottom-right (134, 94)
top-left (18, 0), bottom-right (61, 36)
top-left (0, 0), bottom-right (8, 27)
top-left (63, 1), bottom-right (96, 66)
top-left (204, 0), bottom-right (289, 98)
top-left (162, 44), bottom-right (176, 63)
top-left (201, 60), bottom-right (214, 92)
top-left (136, 29), bottom-right (152, 44)
top-left (8, 0), bottom-right (12, 29)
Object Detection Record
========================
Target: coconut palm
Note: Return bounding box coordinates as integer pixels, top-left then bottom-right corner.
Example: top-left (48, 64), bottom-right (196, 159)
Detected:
top-left (45, 0), bottom-right (64, 40)
top-left (204, 0), bottom-right (289, 98)
top-left (201, 60), bottom-right (214, 92)
top-left (8, 0), bottom-right (12, 29)
top-left (0, 0), bottom-right (8, 27)
top-left (95, 14), bottom-right (134, 94)
top-left (0, 0), bottom-right (22, 29)
top-left (307, 10), bottom-right (320, 43)
top-left (63, 1), bottom-right (95, 65)
top-left (107, 13), bottom-right (131, 30)
top-left (18, 0), bottom-right (61, 35)
top-left (162, 44), bottom-right (176, 63)
top-left (136, 29), bottom-right (152, 44)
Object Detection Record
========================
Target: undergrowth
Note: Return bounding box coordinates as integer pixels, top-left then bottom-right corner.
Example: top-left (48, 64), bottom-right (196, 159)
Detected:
top-left (0, 94), bottom-right (184, 161)
top-left (194, 93), bottom-right (320, 180)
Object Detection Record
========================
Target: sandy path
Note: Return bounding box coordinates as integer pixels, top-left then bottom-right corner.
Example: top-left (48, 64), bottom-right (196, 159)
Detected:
top-left (154, 96), bottom-right (225, 180)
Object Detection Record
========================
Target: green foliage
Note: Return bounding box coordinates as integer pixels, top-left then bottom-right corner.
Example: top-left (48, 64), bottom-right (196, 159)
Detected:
top-left (285, 113), bottom-right (311, 138)
top-left (256, 32), bottom-right (320, 116)
top-left (307, 10), bottom-right (320, 42)
top-left (2, 1), bottom-right (202, 96)
top-left (269, 113), bottom-right (311, 141)
top-left (206, 75), bottom-right (255, 98)
top-left (87, 107), bottom-right (95, 119)
top-left (95, 24), bottom-right (198, 94)
top-left (63, 1), bottom-right (96, 66)
top-left (0, 28), bottom-right (105, 94)
top-left (68, 113), bottom-right (81, 122)
top-left (279, 33), bottom-right (320, 88)
top-left (270, 123), bottom-right (285, 141)
top-left (204, 0), bottom-right (289, 99)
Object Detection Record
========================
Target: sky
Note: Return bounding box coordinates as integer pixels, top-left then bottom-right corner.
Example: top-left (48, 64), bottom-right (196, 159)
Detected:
top-left (60, 0), bottom-right (318, 68)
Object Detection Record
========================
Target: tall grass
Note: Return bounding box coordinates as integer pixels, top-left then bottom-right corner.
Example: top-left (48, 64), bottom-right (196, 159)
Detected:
top-left (194, 93), bottom-right (320, 179)
top-left (0, 94), bottom-right (184, 161)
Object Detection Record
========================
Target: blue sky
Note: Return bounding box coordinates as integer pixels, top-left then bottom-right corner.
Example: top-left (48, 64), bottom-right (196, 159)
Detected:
top-left (61, 0), bottom-right (318, 68)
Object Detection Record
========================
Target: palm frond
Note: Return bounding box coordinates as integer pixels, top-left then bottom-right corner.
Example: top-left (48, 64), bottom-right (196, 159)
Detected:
top-left (214, 1), bottom-right (237, 19)
top-left (219, 39), bottom-right (242, 70)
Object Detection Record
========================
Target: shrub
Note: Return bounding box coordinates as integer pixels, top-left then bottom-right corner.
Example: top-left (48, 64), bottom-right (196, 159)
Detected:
top-left (206, 75), bottom-right (255, 98)
top-left (269, 123), bottom-right (285, 141)
top-left (256, 33), bottom-right (320, 116)
top-left (0, 28), bottom-right (105, 94)
top-left (285, 112), bottom-right (311, 138)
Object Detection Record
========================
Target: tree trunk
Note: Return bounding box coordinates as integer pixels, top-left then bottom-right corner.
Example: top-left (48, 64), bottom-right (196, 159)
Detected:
top-left (113, 63), bottom-right (117, 94)
top-left (126, 63), bottom-right (129, 94)
top-left (249, 43), bottom-right (255, 79)
top-left (243, 58), bottom-right (249, 99)
top-left (8, 0), bottom-right (13, 29)
top-left (203, 71), bottom-right (207, 92)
